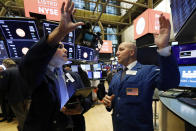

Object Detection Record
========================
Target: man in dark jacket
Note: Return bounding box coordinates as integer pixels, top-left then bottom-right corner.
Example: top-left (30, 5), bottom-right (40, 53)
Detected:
top-left (16, 1), bottom-right (90, 131)
top-left (103, 15), bottom-right (180, 131)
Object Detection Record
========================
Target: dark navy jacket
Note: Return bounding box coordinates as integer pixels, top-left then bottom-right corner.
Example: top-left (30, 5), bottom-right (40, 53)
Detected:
top-left (19, 37), bottom-right (91, 131)
top-left (107, 54), bottom-right (180, 131)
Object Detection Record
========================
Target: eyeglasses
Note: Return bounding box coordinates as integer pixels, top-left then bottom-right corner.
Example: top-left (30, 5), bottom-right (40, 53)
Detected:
top-left (58, 43), bottom-right (64, 49)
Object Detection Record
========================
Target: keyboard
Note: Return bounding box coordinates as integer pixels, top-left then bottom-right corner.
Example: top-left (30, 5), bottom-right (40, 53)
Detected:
top-left (159, 91), bottom-right (183, 98)
top-left (177, 97), bottom-right (196, 108)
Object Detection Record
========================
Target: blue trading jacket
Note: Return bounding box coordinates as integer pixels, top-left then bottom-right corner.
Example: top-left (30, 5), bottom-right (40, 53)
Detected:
top-left (107, 54), bottom-right (180, 131)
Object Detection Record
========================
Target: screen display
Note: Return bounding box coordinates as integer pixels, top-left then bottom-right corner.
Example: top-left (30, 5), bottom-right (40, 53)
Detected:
top-left (87, 71), bottom-right (93, 79)
top-left (43, 22), bottom-right (58, 36)
top-left (93, 63), bottom-right (101, 70)
top-left (76, 45), bottom-right (94, 61)
top-left (80, 64), bottom-right (91, 71)
top-left (93, 71), bottom-right (102, 79)
top-left (6, 40), bottom-right (37, 58)
top-left (61, 42), bottom-right (75, 59)
top-left (179, 66), bottom-right (196, 88)
top-left (0, 19), bottom-right (40, 40)
top-left (172, 43), bottom-right (196, 65)
top-left (71, 65), bottom-right (78, 72)
top-left (43, 21), bottom-right (75, 43)
top-left (170, 0), bottom-right (196, 36)
top-left (0, 40), bottom-right (8, 59)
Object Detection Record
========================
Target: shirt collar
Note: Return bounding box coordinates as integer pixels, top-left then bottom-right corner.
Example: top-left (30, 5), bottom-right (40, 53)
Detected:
top-left (126, 60), bottom-right (137, 70)
top-left (48, 65), bottom-right (56, 72)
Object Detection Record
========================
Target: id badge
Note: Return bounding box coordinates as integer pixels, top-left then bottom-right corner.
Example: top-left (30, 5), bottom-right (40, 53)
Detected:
top-left (65, 73), bottom-right (75, 82)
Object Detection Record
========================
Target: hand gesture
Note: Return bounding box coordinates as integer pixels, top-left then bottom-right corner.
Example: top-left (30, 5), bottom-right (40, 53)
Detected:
top-left (154, 14), bottom-right (171, 49)
top-left (103, 94), bottom-right (115, 108)
top-left (58, 0), bottom-right (84, 35)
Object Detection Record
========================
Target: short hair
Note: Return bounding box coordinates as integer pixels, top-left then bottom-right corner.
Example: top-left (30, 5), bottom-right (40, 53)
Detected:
top-left (2, 58), bottom-right (16, 68)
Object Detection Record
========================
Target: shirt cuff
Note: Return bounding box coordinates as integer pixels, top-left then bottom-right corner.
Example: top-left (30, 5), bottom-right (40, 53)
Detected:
top-left (157, 46), bottom-right (171, 56)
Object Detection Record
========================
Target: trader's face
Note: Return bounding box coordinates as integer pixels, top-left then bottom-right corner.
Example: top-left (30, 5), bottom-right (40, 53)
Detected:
top-left (116, 43), bottom-right (135, 66)
top-left (53, 43), bottom-right (68, 65)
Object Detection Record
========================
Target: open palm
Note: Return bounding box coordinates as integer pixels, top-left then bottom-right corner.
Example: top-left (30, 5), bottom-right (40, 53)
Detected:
top-left (154, 14), bottom-right (171, 49)
top-left (59, 0), bottom-right (84, 35)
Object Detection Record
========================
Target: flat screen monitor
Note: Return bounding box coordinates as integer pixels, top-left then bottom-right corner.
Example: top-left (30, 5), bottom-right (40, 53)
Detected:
top-left (172, 43), bottom-right (196, 65)
top-left (93, 71), bottom-right (102, 79)
top-left (87, 71), bottom-right (93, 79)
top-left (179, 66), bottom-right (196, 88)
top-left (80, 64), bottom-right (91, 71)
top-left (76, 45), bottom-right (94, 61)
top-left (170, 0), bottom-right (196, 36)
top-left (0, 18), bottom-right (40, 40)
top-left (93, 63), bottom-right (101, 70)
top-left (6, 40), bottom-right (38, 58)
top-left (42, 21), bottom-right (75, 43)
top-left (61, 42), bottom-right (75, 60)
top-left (0, 40), bottom-right (8, 59)
top-left (71, 65), bottom-right (78, 72)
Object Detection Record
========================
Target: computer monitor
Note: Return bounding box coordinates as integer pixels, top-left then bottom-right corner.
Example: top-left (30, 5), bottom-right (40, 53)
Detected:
top-left (179, 66), bottom-right (196, 88)
top-left (71, 65), bottom-right (78, 72)
top-left (93, 71), bottom-right (102, 79)
top-left (0, 40), bottom-right (8, 60)
top-left (87, 71), bottom-right (93, 79)
top-left (0, 18), bottom-right (40, 40)
top-left (85, 64), bottom-right (91, 71)
top-left (42, 21), bottom-right (75, 43)
top-left (6, 40), bottom-right (38, 58)
top-left (75, 45), bottom-right (94, 61)
top-left (80, 64), bottom-right (91, 71)
top-left (61, 42), bottom-right (75, 60)
top-left (93, 63), bottom-right (101, 70)
top-left (172, 43), bottom-right (196, 65)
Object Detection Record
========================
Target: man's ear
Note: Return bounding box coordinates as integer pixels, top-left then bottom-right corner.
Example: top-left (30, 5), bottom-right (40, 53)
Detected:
top-left (129, 50), bottom-right (135, 56)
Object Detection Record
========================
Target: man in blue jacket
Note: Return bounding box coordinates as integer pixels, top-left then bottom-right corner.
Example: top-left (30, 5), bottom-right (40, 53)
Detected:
top-left (103, 14), bottom-right (180, 131)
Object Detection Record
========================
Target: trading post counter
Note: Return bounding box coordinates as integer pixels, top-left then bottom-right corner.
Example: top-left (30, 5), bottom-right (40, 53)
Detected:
top-left (159, 97), bottom-right (196, 131)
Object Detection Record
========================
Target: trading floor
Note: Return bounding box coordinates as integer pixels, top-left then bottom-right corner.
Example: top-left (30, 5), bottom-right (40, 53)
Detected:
top-left (0, 102), bottom-right (160, 131)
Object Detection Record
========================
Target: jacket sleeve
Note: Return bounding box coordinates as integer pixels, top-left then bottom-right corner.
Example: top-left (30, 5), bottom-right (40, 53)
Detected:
top-left (19, 36), bottom-right (58, 90)
top-left (154, 53), bottom-right (180, 91)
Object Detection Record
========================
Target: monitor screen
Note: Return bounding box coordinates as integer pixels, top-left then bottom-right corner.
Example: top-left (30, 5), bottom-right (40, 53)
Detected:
top-left (80, 64), bottom-right (91, 71)
top-left (76, 45), bottom-right (94, 61)
top-left (43, 21), bottom-right (75, 43)
top-left (179, 66), bottom-right (196, 88)
top-left (71, 65), bottom-right (78, 72)
top-left (42, 21), bottom-right (58, 36)
top-left (172, 43), bottom-right (196, 65)
top-left (93, 71), bottom-right (102, 79)
top-left (170, 0), bottom-right (196, 36)
top-left (93, 63), bottom-right (101, 70)
top-left (61, 42), bottom-right (75, 59)
top-left (0, 40), bottom-right (8, 59)
top-left (6, 40), bottom-right (38, 58)
top-left (87, 71), bottom-right (93, 79)
top-left (0, 18), bottom-right (40, 40)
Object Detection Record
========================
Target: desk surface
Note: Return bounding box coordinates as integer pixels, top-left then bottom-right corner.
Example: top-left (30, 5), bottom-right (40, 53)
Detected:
top-left (160, 97), bottom-right (196, 127)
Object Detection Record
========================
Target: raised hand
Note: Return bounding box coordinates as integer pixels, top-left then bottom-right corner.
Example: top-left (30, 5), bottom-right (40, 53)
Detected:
top-left (58, 0), bottom-right (84, 36)
top-left (154, 14), bottom-right (171, 49)
top-left (47, 0), bottom-right (84, 44)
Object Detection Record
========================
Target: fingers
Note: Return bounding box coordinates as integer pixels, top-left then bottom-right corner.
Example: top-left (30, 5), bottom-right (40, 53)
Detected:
top-left (61, 2), bottom-right (65, 14)
top-left (103, 95), bottom-right (114, 107)
top-left (159, 14), bottom-right (170, 29)
top-left (68, 2), bottom-right (74, 14)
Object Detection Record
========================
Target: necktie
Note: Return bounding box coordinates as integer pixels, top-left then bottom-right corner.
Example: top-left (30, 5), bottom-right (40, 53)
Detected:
top-left (121, 67), bottom-right (128, 81)
top-left (54, 68), bottom-right (69, 109)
